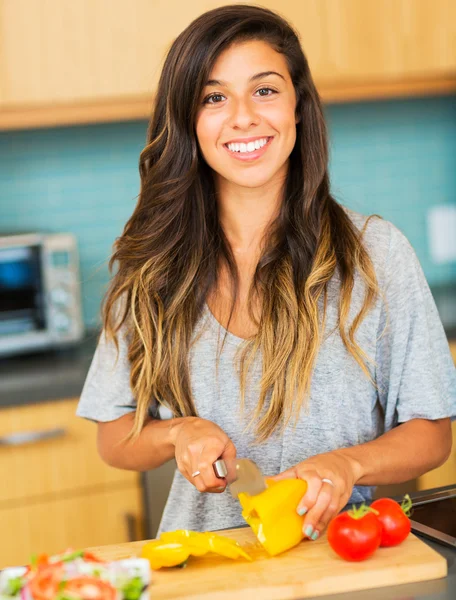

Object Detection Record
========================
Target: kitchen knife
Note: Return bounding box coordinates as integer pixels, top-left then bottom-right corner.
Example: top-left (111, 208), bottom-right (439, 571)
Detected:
top-left (213, 457), bottom-right (267, 498)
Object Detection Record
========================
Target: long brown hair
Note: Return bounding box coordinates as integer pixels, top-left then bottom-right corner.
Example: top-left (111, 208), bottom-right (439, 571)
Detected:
top-left (103, 4), bottom-right (380, 443)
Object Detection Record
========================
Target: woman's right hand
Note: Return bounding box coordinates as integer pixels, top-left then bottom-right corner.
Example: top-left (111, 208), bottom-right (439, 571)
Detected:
top-left (170, 417), bottom-right (236, 493)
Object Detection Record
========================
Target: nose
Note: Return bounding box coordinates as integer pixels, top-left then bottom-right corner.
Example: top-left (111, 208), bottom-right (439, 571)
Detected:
top-left (228, 97), bottom-right (261, 130)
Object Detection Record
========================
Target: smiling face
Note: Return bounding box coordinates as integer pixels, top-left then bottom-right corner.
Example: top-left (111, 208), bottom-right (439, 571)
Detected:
top-left (195, 40), bottom-right (299, 192)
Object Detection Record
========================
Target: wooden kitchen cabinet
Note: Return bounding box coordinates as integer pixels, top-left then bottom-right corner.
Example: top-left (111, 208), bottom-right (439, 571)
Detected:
top-left (0, 0), bottom-right (455, 130)
top-left (0, 398), bottom-right (144, 569)
top-left (0, 485), bottom-right (143, 569)
top-left (0, 0), bottom-right (160, 106)
top-left (0, 397), bottom-right (138, 503)
top-left (318, 0), bottom-right (456, 84)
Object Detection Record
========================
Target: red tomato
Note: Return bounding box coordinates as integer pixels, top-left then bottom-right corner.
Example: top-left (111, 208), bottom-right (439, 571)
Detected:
top-left (64, 577), bottom-right (117, 600)
top-left (29, 563), bottom-right (64, 600)
top-left (82, 551), bottom-right (106, 563)
top-left (370, 495), bottom-right (412, 547)
top-left (327, 505), bottom-right (382, 562)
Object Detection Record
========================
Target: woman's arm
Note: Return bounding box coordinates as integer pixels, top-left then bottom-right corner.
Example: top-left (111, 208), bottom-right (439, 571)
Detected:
top-left (97, 413), bottom-right (188, 471)
top-left (97, 413), bottom-right (237, 493)
top-left (270, 417), bottom-right (452, 542)
top-left (335, 417), bottom-right (452, 486)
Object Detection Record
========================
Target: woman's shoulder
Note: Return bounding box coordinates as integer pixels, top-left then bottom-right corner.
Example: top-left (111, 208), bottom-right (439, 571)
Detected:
top-left (341, 205), bottom-right (414, 283)
top-left (342, 205), bottom-right (391, 247)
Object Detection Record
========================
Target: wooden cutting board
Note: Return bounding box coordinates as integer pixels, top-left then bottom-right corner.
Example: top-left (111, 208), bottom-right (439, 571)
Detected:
top-left (86, 526), bottom-right (447, 599)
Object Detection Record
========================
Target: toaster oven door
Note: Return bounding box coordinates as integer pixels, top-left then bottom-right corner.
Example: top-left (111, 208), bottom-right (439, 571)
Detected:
top-left (0, 243), bottom-right (46, 338)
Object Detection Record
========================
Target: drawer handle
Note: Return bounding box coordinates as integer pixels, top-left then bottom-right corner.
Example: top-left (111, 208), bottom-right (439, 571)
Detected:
top-left (0, 427), bottom-right (67, 446)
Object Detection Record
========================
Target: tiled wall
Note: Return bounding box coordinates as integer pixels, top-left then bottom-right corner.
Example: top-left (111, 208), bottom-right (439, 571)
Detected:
top-left (1, 96), bottom-right (455, 328)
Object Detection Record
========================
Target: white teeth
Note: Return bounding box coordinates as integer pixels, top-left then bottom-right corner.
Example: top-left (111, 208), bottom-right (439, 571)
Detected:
top-left (226, 137), bottom-right (269, 153)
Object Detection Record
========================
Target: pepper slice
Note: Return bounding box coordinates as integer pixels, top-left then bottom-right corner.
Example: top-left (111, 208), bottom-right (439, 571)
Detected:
top-left (161, 530), bottom-right (252, 560)
top-left (140, 530), bottom-right (252, 569)
top-left (238, 478), bottom-right (308, 556)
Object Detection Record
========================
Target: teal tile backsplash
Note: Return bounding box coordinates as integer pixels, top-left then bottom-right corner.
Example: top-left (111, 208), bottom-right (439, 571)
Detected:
top-left (0, 96), bottom-right (455, 328)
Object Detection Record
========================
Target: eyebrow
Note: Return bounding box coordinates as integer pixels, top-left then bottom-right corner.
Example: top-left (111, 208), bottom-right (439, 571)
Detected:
top-left (204, 71), bottom-right (286, 87)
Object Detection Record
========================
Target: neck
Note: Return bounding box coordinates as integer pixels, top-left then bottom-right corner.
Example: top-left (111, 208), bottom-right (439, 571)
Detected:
top-left (215, 168), bottom-right (287, 256)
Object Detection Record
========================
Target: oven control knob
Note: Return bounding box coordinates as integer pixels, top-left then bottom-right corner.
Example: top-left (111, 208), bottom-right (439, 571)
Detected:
top-left (54, 313), bottom-right (71, 331)
top-left (51, 288), bottom-right (70, 305)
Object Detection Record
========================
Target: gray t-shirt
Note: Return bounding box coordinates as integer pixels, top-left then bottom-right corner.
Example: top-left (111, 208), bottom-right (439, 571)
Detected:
top-left (76, 209), bottom-right (456, 535)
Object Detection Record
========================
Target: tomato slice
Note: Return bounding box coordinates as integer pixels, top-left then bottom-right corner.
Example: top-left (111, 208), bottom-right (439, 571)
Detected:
top-left (28, 563), bottom-right (64, 600)
top-left (64, 577), bottom-right (117, 600)
top-left (82, 551), bottom-right (106, 563)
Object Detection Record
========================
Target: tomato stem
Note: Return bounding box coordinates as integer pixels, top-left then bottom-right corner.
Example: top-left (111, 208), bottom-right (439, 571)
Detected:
top-left (401, 494), bottom-right (413, 517)
top-left (348, 503), bottom-right (380, 520)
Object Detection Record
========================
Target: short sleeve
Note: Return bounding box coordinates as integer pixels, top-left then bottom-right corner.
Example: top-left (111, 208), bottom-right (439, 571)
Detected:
top-left (76, 321), bottom-right (138, 423)
top-left (376, 224), bottom-right (456, 429)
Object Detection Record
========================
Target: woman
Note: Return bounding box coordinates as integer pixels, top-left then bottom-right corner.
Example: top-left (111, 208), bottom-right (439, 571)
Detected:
top-left (77, 4), bottom-right (455, 542)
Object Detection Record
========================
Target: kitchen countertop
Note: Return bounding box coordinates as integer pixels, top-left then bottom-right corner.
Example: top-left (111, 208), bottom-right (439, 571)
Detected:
top-left (0, 330), bottom-right (99, 408)
top-left (85, 505), bottom-right (455, 600)
top-left (314, 537), bottom-right (455, 600)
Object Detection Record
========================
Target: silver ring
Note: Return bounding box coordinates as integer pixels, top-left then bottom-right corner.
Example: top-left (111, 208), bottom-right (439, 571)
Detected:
top-left (322, 478), bottom-right (335, 487)
top-left (191, 470), bottom-right (201, 477)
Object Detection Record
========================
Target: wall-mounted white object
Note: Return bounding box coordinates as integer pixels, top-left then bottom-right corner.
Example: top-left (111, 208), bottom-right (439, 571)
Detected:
top-left (427, 204), bottom-right (456, 264)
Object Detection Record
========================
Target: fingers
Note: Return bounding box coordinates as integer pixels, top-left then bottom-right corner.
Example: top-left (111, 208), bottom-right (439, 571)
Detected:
top-left (220, 441), bottom-right (238, 483)
top-left (293, 469), bottom-right (349, 540)
top-left (177, 454), bottom-right (227, 493)
top-left (296, 470), bottom-right (324, 516)
top-left (301, 482), bottom-right (341, 541)
top-left (314, 494), bottom-right (345, 535)
top-left (274, 453), bottom-right (357, 540)
top-left (174, 418), bottom-right (236, 494)
top-left (193, 449), bottom-right (228, 493)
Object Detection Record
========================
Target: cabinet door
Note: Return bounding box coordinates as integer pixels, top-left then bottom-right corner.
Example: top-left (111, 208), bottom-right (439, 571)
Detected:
top-left (0, 484), bottom-right (143, 569)
top-left (0, 398), bottom-right (138, 503)
top-left (1, 0), bottom-right (454, 109)
top-left (0, 0), bottom-right (332, 107)
top-left (0, 0), bottom-right (157, 106)
top-left (321, 0), bottom-right (456, 83)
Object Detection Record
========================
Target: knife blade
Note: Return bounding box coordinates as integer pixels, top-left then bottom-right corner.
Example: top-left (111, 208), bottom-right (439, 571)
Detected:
top-left (213, 457), bottom-right (267, 498)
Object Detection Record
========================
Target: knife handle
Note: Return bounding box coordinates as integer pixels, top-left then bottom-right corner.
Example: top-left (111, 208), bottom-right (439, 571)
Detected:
top-left (213, 458), bottom-right (228, 478)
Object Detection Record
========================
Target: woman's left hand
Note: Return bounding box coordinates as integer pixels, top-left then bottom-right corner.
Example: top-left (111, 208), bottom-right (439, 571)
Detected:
top-left (269, 450), bottom-right (363, 541)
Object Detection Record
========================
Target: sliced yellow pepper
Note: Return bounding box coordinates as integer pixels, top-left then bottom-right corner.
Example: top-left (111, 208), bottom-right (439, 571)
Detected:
top-left (140, 540), bottom-right (191, 570)
top-left (140, 530), bottom-right (252, 570)
top-left (238, 477), bottom-right (308, 556)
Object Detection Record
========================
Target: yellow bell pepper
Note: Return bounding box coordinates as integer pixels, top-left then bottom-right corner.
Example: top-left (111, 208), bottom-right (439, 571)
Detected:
top-left (238, 478), bottom-right (308, 556)
top-left (140, 530), bottom-right (252, 570)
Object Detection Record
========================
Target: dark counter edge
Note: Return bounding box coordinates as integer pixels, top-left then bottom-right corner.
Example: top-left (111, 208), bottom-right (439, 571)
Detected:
top-left (0, 329), bottom-right (101, 408)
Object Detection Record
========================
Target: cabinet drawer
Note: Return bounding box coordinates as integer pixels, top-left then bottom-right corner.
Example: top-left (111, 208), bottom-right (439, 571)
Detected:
top-left (0, 398), bottom-right (137, 504)
top-left (0, 484), bottom-right (143, 569)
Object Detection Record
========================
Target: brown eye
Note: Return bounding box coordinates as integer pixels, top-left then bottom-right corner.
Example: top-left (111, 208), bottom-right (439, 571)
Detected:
top-left (203, 93), bottom-right (225, 105)
top-left (256, 87), bottom-right (277, 97)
